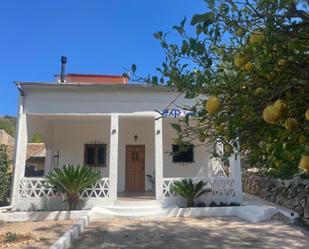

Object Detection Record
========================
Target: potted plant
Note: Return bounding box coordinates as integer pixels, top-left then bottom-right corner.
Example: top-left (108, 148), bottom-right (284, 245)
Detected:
top-left (45, 164), bottom-right (101, 210)
top-left (171, 179), bottom-right (210, 207)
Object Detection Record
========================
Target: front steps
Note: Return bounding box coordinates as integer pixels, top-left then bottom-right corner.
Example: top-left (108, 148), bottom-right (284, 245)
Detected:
top-left (92, 199), bottom-right (166, 219)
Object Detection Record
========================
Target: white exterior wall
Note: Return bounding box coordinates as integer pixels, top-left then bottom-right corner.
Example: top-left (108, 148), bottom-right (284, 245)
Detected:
top-left (162, 118), bottom-right (211, 178)
top-left (52, 118), bottom-right (111, 177)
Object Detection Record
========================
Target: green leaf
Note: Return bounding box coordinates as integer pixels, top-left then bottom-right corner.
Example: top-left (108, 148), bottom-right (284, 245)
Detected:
top-left (171, 123), bottom-right (182, 133)
top-left (191, 12), bottom-right (214, 26)
top-left (153, 31), bottom-right (163, 40)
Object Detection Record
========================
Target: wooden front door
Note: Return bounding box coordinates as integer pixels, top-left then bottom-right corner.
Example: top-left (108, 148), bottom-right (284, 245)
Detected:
top-left (125, 145), bottom-right (145, 192)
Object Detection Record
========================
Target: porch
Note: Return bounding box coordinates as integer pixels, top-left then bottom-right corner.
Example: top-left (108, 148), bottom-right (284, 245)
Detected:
top-left (11, 112), bottom-right (242, 210)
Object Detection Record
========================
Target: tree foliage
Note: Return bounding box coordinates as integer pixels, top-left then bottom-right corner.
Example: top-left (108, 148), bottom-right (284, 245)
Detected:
top-left (0, 144), bottom-right (10, 203)
top-left (0, 116), bottom-right (16, 138)
top-left (129, 0), bottom-right (309, 177)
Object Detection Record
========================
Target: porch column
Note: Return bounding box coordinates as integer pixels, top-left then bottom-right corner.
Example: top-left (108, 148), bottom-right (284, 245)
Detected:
top-left (154, 115), bottom-right (164, 201)
top-left (11, 96), bottom-right (28, 208)
top-left (109, 114), bottom-right (119, 201)
top-left (229, 153), bottom-right (243, 203)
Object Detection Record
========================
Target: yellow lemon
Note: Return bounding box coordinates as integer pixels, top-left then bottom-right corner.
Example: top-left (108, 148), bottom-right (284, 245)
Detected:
top-left (274, 99), bottom-right (287, 116)
top-left (263, 105), bottom-right (280, 124)
top-left (205, 96), bottom-right (221, 114)
top-left (254, 87), bottom-right (264, 95)
top-left (234, 53), bottom-right (249, 68)
top-left (299, 155), bottom-right (309, 172)
top-left (284, 118), bottom-right (298, 131)
top-left (274, 160), bottom-right (281, 168)
top-left (198, 134), bottom-right (206, 143)
top-left (278, 59), bottom-right (287, 69)
top-left (305, 108), bottom-right (309, 121)
top-left (299, 135), bottom-right (306, 144)
top-left (243, 62), bottom-right (254, 72)
top-left (250, 30), bottom-right (266, 45)
top-left (224, 144), bottom-right (233, 154)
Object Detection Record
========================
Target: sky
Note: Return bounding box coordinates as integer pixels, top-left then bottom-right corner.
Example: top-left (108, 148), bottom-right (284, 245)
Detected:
top-left (0, 0), bottom-right (205, 116)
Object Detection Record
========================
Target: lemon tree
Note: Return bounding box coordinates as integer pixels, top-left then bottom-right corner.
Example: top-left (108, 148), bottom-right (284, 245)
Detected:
top-left (128, 0), bottom-right (309, 177)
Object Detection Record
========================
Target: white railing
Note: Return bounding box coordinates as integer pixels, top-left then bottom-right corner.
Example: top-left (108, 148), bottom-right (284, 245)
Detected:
top-left (162, 177), bottom-right (236, 203)
top-left (18, 177), bottom-right (109, 199)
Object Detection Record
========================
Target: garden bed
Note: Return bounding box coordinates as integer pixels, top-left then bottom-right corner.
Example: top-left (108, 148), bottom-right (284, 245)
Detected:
top-left (0, 220), bottom-right (74, 249)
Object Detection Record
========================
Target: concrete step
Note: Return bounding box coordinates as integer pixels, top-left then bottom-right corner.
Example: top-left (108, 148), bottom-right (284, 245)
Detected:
top-left (114, 199), bottom-right (159, 206)
top-left (92, 206), bottom-right (165, 219)
top-left (103, 205), bottom-right (163, 214)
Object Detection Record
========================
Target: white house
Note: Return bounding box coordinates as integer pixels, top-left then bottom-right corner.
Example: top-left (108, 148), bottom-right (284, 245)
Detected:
top-left (11, 74), bottom-right (242, 211)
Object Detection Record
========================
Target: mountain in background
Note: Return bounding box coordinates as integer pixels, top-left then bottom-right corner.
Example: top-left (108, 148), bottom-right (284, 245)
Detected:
top-left (0, 116), bottom-right (16, 137)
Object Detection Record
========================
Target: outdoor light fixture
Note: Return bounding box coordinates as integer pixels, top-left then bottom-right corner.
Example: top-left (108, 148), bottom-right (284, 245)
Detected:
top-left (134, 135), bottom-right (138, 141)
top-left (53, 150), bottom-right (60, 168)
top-left (112, 129), bottom-right (117, 134)
top-left (156, 129), bottom-right (161, 135)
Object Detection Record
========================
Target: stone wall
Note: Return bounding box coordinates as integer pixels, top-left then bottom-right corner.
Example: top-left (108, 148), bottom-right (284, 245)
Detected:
top-left (242, 172), bottom-right (309, 224)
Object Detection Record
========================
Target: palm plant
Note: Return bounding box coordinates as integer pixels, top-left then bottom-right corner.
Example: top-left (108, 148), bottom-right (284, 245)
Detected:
top-left (171, 179), bottom-right (210, 207)
top-left (45, 165), bottom-right (101, 210)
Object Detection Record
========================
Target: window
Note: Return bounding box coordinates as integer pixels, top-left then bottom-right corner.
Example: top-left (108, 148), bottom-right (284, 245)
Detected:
top-left (172, 144), bottom-right (194, 163)
top-left (84, 144), bottom-right (107, 167)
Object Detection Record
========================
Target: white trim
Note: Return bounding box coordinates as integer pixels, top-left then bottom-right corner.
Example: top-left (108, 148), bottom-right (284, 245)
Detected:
top-left (155, 116), bottom-right (164, 200)
top-left (109, 114), bottom-right (119, 201)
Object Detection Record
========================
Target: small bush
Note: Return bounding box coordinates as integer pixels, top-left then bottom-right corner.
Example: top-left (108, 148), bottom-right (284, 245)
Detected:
top-left (5, 232), bottom-right (17, 242)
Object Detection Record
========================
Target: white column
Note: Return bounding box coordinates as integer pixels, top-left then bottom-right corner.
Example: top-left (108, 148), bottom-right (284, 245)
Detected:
top-left (155, 116), bottom-right (164, 201)
top-left (11, 96), bottom-right (28, 208)
top-left (229, 153), bottom-right (243, 203)
top-left (109, 114), bottom-right (119, 201)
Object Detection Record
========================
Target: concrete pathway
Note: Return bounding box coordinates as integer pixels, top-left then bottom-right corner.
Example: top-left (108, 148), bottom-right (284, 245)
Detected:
top-left (70, 217), bottom-right (309, 249)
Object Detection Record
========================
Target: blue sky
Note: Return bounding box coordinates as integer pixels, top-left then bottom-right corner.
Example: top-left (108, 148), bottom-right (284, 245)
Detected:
top-left (0, 0), bottom-right (205, 116)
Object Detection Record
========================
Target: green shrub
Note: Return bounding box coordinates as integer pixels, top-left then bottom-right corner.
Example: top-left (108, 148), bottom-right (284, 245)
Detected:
top-left (0, 144), bottom-right (10, 203)
top-left (45, 165), bottom-right (101, 210)
top-left (171, 179), bottom-right (210, 207)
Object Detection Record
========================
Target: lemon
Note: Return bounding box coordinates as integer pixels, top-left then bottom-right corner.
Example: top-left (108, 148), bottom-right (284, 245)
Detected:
top-left (224, 144), bottom-right (233, 154)
top-left (274, 160), bottom-right (281, 168)
top-left (278, 59), bottom-right (287, 69)
top-left (263, 105), bottom-right (280, 124)
top-left (274, 99), bottom-right (287, 116)
top-left (198, 134), bottom-right (206, 143)
top-left (305, 108), bottom-right (309, 121)
top-left (234, 53), bottom-right (249, 68)
top-left (284, 118), bottom-right (298, 131)
top-left (254, 87), bottom-right (264, 95)
top-left (299, 155), bottom-right (309, 172)
top-left (215, 125), bottom-right (223, 135)
top-left (250, 30), bottom-right (266, 45)
top-left (236, 28), bottom-right (245, 37)
top-left (205, 96), bottom-right (221, 114)
top-left (299, 135), bottom-right (306, 144)
top-left (243, 62), bottom-right (254, 72)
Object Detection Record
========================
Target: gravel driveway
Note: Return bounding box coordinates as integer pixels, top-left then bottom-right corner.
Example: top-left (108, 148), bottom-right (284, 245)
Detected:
top-left (70, 217), bottom-right (309, 249)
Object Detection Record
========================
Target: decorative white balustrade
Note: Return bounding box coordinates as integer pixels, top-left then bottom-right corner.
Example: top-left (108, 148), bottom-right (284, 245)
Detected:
top-left (162, 177), bottom-right (236, 203)
top-left (18, 177), bottom-right (109, 199)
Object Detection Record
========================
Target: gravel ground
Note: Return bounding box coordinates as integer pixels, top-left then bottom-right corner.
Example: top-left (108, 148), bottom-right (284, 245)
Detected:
top-left (0, 220), bottom-right (74, 249)
top-left (70, 217), bottom-right (309, 249)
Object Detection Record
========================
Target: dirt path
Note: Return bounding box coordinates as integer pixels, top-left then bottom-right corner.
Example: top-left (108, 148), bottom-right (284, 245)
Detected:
top-left (0, 220), bottom-right (74, 249)
top-left (70, 217), bottom-right (309, 249)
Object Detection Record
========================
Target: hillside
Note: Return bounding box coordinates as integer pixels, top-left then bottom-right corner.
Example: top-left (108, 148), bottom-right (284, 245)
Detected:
top-left (0, 116), bottom-right (16, 137)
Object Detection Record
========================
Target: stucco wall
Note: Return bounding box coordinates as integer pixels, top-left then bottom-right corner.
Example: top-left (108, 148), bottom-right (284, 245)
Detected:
top-left (162, 118), bottom-right (211, 178)
top-left (51, 117), bottom-right (111, 177)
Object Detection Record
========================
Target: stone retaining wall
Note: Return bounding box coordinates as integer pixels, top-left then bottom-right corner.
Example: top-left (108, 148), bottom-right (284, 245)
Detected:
top-left (242, 172), bottom-right (309, 224)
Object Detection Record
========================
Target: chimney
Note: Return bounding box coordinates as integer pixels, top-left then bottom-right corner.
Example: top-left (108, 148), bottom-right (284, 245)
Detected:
top-left (60, 56), bottom-right (67, 83)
